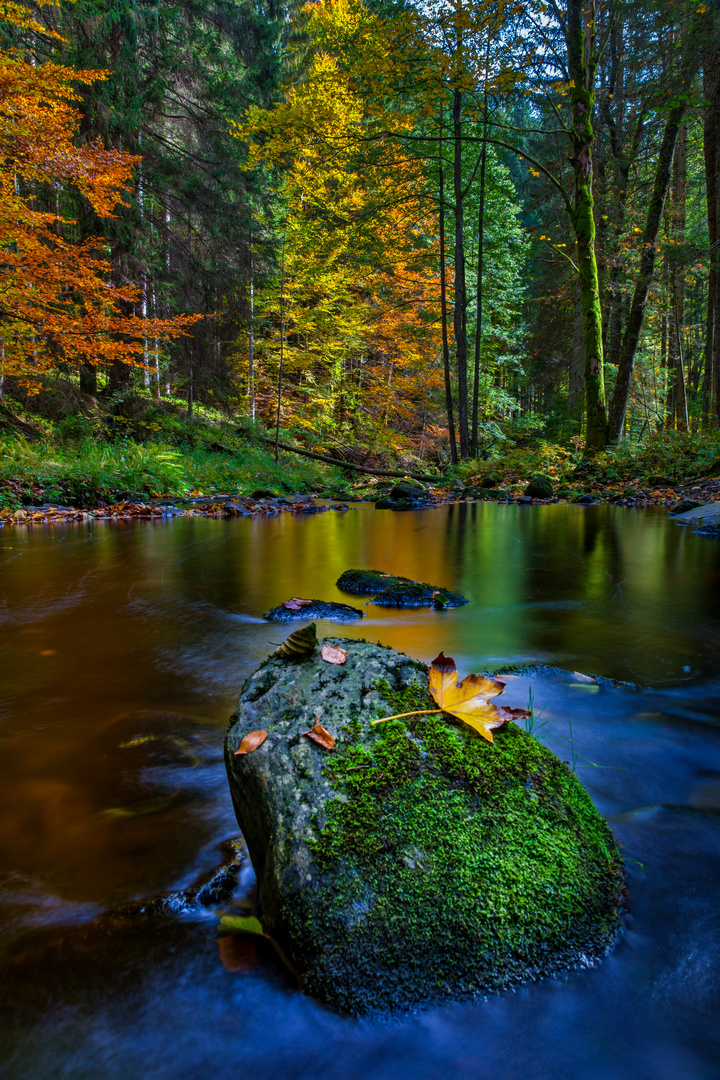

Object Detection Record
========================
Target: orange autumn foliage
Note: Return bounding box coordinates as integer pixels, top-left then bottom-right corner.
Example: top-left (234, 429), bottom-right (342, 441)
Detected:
top-left (0, 1), bottom-right (199, 388)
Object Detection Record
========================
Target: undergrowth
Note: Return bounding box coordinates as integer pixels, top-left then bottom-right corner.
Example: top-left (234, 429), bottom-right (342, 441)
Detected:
top-left (0, 434), bottom-right (335, 508)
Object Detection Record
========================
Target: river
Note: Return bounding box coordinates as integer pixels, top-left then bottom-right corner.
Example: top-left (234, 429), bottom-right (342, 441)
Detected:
top-left (1, 502), bottom-right (719, 1079)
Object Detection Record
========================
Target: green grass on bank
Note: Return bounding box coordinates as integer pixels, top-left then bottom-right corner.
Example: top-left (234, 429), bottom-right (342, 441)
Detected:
top-left (0, 379), bottom-right (362, 507)
top-left (0, 437), bottom-right (340, 508)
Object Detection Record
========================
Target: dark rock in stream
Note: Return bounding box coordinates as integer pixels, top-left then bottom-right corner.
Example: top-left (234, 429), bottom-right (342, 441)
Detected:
top-left (224, 639), bottom-right (625, 1014)
top-left (374, 482), bottom-right (433, 510)
top-left (669, 499), bottom-right (703, 516)
top-left (223, 501), bottom-right (251, 516)
top-left (336, 568), bottom-right (467, 608)
top-left (372, 581), bottom-right (467, 608)
top-left (263, 600), bottom-right (364, 622)
top-left (336, 568), bottom-right (414, 594)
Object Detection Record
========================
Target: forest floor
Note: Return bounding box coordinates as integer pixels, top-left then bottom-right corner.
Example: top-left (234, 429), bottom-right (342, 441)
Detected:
top-left (1, 381), bottom-right (719, 523)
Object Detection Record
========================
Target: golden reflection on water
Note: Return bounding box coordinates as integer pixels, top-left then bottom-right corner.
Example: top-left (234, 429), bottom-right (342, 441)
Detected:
top-left (0, 503), bottom-right (719, 915)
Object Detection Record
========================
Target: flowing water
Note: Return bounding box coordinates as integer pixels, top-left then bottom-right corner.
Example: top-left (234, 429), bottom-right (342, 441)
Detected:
top-left (1, 502), bottom-right (719, 1079)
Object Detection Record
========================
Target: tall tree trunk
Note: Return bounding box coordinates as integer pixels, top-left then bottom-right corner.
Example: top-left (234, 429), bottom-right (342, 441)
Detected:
top-left (568, 284), bottom-right (585, 426)
top-left (107, 246), bottom-right (133, 393)
top-left (80, 364), bottom-right (97, 395)
top-left (607, 102), bottom-right (687, 441)
top-left (661, 248), bottom-right (674, 428)
top-left (453, 87), bottom-right (469, 458)
top-left (670, 123), bottom-right (688, 432)
top-left (471, 49), bottom-right (490, 458)
top-left (274, 230), bottom-right (286, 463)
top-left (439, 107), bottom-right (457, 464)
top-left (704, 19), bottom-right (720, 426)
top-left (248, 227), bottom-right (256, 421)
top-left (566, 0), bottom-right (608, 450)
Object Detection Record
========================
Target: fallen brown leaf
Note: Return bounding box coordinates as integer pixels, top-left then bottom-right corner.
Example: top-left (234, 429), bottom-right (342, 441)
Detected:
top-left (302, 720), bottom-right (335, 750)
top-left (321, 644), bottom-right (347, 665)
top-left (283, 597), bottom-right (313, 611)
top-left (274, 623), bottom-right (317, 658)
top-left (234, 729), bottom-right (268, 755)
top-left (218, 935), bottom-right (258, 974)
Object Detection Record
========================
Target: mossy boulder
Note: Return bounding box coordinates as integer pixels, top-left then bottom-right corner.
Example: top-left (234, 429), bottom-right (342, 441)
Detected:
top-left (669, 499), bottom-right (702, 516)
top-left (390, 481), bottom-right (427, 498)
top-left (375, 482), bottom-right (433, 510)
top-left (524, 474), bottom-right (554, 499)
top-left (336, 569), bottom-right (467, 608)
top-left (224, 640), bottom-right (625, 1014)
top-left (372, 581), bottom-right (467, 608)
top-left (336, 569), bottom-right (413, 594)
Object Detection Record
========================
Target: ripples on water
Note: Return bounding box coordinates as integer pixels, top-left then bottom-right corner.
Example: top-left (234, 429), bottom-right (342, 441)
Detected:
top-left (0, 503), bottom-right (719, 1079)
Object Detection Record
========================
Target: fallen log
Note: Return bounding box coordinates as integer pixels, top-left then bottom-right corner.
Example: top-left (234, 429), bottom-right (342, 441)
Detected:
top-left (256, 436), bottom-right (443, 483)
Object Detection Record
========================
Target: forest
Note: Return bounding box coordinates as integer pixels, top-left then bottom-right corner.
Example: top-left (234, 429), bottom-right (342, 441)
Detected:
top-left (3, 2), bottom-right (720, 1071)
top-left (1, 0), bottom-right (720, 499)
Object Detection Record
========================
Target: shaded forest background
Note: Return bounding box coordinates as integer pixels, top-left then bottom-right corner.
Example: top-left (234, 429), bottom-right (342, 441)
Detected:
top-left (2, 0), bottom-right (720, 474)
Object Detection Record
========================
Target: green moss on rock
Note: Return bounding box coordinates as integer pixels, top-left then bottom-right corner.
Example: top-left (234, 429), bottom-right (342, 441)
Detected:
top-left (524, 474), bottom-right (554, 499)
top-left (336, 569), bottom-right (467, 608)
top-left (224, 640), bottom-right (624, 1015)
top-left (336, 569), bottom-right (412, 595)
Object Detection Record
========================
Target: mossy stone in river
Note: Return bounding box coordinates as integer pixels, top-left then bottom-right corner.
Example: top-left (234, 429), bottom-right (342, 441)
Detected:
top-left (336, 569), bottom-right (412, 595)
top-left (372, 581), bottom-right (467, 608)
top-left (224, 640), bottom-right (624, 1014)
top-left (336, 569), bottom-right (467, 608)
top-left (264, 599), bottom-right (364, 622)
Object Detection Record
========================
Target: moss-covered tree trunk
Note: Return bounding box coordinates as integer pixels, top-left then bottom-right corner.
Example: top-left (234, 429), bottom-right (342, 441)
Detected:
top-left (439, 105), bottom-right (458, 465)
top-left (607, 102), bottom-right (687, 442)
top-left (670, 123), bottom-right (688, 433)
top-left (704, 15), bottom-right (720, 427)
top-left (566, 0), bottom-right (608, 451)
top-left (453, 86), bottom-right (469, 459)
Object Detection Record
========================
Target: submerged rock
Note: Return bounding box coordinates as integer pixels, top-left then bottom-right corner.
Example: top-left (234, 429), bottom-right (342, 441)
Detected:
top-left (264, 600), bottom-right (364, 622)
top-left (224, 639), bottom-right (625, 1014)
top-left (336, 569), bottom-right (467, 608)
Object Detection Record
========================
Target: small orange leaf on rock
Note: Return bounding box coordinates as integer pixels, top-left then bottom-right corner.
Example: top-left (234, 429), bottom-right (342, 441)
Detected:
top-left (302, 720), bottom-right (335, 749)
top-left (321, 644), bottom-right (347, 665)
top-left (234, 730), bottom-right (268, 755)
top-left (283, 597), bottom-right (313, 611)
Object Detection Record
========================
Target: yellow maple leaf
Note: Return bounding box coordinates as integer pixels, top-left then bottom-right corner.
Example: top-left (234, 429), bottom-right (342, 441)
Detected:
top-left (371, 653), bottom-right (530, 743)
top-left (429, 653), bottom-right (528, 743)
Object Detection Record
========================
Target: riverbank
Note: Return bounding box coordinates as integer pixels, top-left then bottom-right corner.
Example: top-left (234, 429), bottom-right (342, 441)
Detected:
top-left (1, 384), bottom-right (719, 514)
